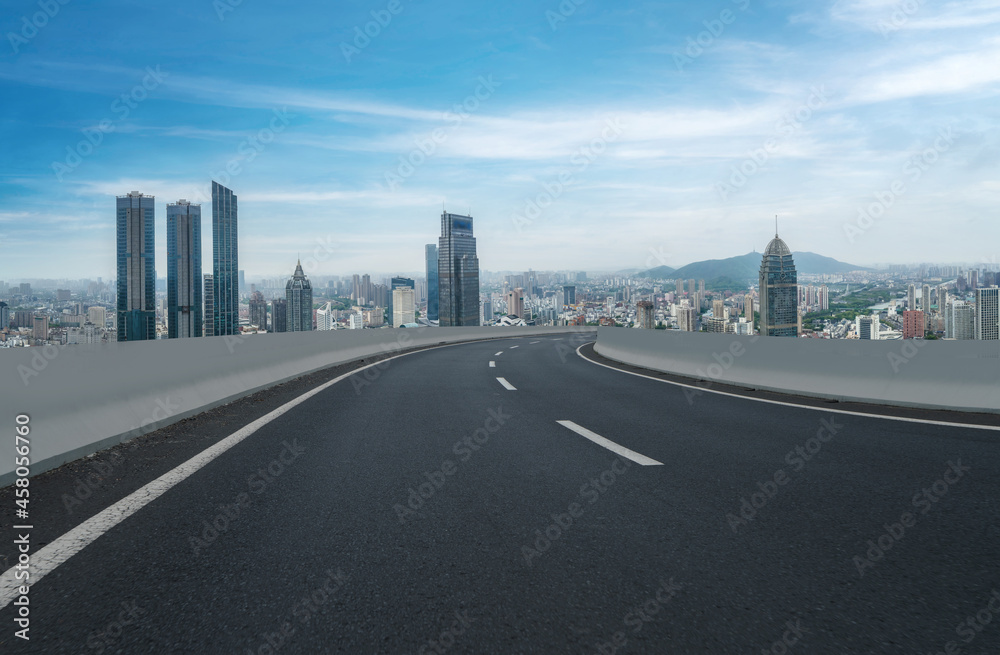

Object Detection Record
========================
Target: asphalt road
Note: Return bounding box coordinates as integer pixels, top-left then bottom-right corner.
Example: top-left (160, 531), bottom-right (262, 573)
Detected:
top-left (2, 333), bottom-right (999, 654)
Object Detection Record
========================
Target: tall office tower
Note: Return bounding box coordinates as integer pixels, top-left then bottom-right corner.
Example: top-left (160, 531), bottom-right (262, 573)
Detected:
top-left (505, 287), bottom-right (524, 319)
top-left (116, 191), bottom-right (156, 342)
top-left (392, 287), bottom-right (416, 327)
top-left (166, 200), bottom-right (202, 339)
top-left (212, 181), bottom-right (239, 336)
top-left (758, 231), bottom-right (798, 337)
top-left (922, 284), bottom-right (931, 313)
top-left (713, 299), bottom-right (725, 320)
top-left (907, 284), bottom-right (916, 311)
top-left (316, 302), bottom-right (336, 331)
top-left (286, 260), bottom-right (313, 332)
top-left (249, 290), bottom-right (268, 330)
top-left (902, 310), bottom-right (924, 339)
top-left (238, 270), bottom-right (246, 296)
top-left (678, 305), bottom-right (696, 332)
top-left (563, 285), bottom-right (576, 306)
top-left (0, 301), bottom-right (9, 330)
top-left (372, 283), bottom-right (387, 310)
top-left (952, 302), bottom-right (975, 340)
top-left (388, 277), bottom-right (415, 322)
top-left (482, 300), bottom-right (494, 323)
top-left (975, 287), bottom-right (999, 340)
top-left (438, 212), bottom-right (480, 326)
top-left (203, 274), bottom-right (215, 337)
top-left (637, 300), bottom-right (654, 329)
top-left (271, 298), bottom-right (287, 333)
top-left (425, 244), bottom-right (439, 322)
top-left (970, 270), bottom-right (979, 290)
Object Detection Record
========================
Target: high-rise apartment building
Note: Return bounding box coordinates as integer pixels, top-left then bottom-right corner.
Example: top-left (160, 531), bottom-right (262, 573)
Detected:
top-left (637, 300), bottom-right (655, 329)
top-left (505, 287), bottom-right (524, 320)
top-left (975, 287), bottom-right (999, 340)
top-left (902, 310), bottom-right (924, 339)
top-left (425, 244), bottom-right (439, 322)
top-left (286, 260), bottom-right (313, 332)
top-left (271, 298), bottom-right (287, 333)
top-left (249, 290), bottom-right (267, 330)
top-left (678, 305), bottom-right (696, 332)
top-left (907, 284), bottom-right (916, 312)
top-left (563, 285), bottom-right (576, 306)
top-left (32, 315), bottom-right (49, 341)
top-left (212, 181), bottom-right (239, 336)
top-left (166, 200), bottom-right (202, 338)
top-left (951, 302), bottom-right (975, 340)
top-left (116, 191), bottom-right (156, 342)
top-left (388, 277), bottom-right (415, 323)
top-left (438, 212), bottom-right (480, 326)
top-left (392, 287), bottom-right (416, 327)
top-left (316, 302), bottom-right (336, 331)
top-left (758, 232), bottom-right (797, 337)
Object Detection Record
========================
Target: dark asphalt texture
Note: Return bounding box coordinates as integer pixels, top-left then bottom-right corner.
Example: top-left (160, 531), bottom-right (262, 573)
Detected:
top-left (2, 333), bottom-right (999, 654)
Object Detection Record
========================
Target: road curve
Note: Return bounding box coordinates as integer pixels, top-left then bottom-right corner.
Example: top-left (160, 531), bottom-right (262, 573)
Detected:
top-left (2, 334), bottom-right (999, 654)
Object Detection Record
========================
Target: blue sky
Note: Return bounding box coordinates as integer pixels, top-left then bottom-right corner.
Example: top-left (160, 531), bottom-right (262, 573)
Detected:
top-left (1, 0), bottom-right (999, 280)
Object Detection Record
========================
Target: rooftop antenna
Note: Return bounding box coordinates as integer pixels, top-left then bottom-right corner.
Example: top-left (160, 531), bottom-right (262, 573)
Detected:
top-left (775, 214), bottom-right (779, 238)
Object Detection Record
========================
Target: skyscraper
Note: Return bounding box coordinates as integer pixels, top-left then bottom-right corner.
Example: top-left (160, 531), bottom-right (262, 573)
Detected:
top-left (975, 287), bottom-right (999, 340)
top-left (203, 274), bottom-right (215, 337)
top-left (286, 260), bottom-right (313, 332)
top-left (271, 298), bottom-right (287, 333)
top-left (921, 284), bottom-right (931, 313)
top-left (116, 191), bottom-right (156, 342)
top-left (425, 244), bottom-right (439, 322)
top-left (637, 300), bottom-right (654, 329)
top-left (388, 276), bottom-right (415, 323)
top-left (166, 200), bottom-right (202, 339)
top-left (907, 284), bottom-right (916, 311)
top-left (212, 181), bottom-right (239, 336)
top-left (758, 230), bottom-right (797, 337)
top-left (392, 287), bottom-right (416, 327)
top-left (505, 287), bottom-right (524, 320)
top-left (438, 212), bottom-right (480, 326)
top-left (249, 290), bottom-right (267, 330)
top-left (563, 285), bottom-right (576, 306)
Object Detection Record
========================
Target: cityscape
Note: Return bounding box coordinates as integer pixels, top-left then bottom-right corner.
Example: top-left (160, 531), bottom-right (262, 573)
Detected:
top-left (2, 0), bottom-right (1000, 653)
top-left (2, 195), bottom-right (998, 347)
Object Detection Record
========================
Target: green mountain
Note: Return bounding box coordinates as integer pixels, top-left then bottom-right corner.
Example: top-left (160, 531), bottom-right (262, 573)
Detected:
top-left (643, 252), bottom-right (867, 281)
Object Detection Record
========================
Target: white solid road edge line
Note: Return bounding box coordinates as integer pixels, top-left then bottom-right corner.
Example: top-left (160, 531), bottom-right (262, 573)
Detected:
top-left (557, 420), bottom-right (663, 466)
top-left (497, 377), bottom-right (518, 391)
top-left (575, 343), bottom-right (1000, 432)
top-left (0, 339), bottom-right (495, 611)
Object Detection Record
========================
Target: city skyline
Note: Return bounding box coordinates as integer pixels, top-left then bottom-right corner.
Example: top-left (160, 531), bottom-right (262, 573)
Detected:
top-left (3, 1), bottom-right (1000, 279)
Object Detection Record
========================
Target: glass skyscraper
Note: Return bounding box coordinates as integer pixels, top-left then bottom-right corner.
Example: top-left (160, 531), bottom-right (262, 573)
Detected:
top-left (116, 191), bottom-right (156, 342)
top-left (286, 260), bottom-right (313, 331)
top-left (438, 212), bottom-right (480, 327)
top-left (212, 181), bottom-right (239, 336)
top-left (425, 244), bottom-right (439, 322)
top-left (166, 200), bottom-right (202, 338)
top-left (758, 231), bottom-right (798, 337)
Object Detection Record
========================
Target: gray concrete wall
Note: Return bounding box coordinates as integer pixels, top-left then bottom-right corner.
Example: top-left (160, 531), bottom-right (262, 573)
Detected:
top-left (1, 326), bottom-right (590, 486)
top-left (595, 326), bottom-right (1000, 415)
